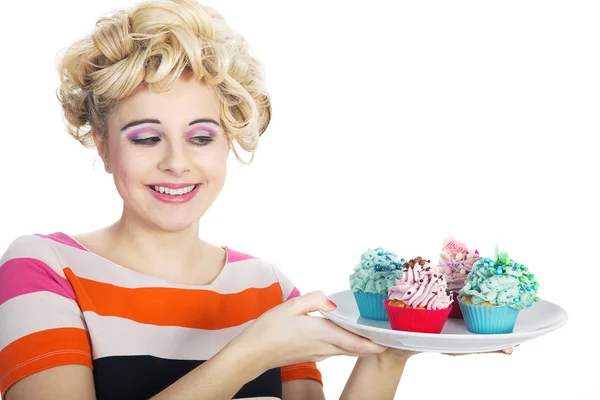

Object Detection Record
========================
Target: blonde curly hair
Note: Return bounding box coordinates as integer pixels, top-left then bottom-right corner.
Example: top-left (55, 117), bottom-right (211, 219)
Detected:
top-left (56, 0), bottom-right (271, 162)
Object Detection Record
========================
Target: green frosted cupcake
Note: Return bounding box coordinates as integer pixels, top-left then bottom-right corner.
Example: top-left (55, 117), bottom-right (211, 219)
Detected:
top-left (458, 246), bottom-right (540, 334)
top-left (350, 247), bottom-right (404, 320)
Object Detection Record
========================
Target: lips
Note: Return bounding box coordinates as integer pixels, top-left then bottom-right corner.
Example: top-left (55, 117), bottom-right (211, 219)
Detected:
top-left (145, 183), bottom-right (201, 204)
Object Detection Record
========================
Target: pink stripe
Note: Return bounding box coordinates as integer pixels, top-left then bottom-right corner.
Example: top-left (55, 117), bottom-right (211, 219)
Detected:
top-left (225, 247), bottom-right (258, 263)
top-left (285, 287), bottom-right (301, 301)
top-left (35, 232), bottom-right (88, 252)
top-left (0, 258), bottom-right (76, 306)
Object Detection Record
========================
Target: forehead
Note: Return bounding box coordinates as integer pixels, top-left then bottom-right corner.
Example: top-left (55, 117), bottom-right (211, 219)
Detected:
top-left (112, 76), bottom-right (220, 124)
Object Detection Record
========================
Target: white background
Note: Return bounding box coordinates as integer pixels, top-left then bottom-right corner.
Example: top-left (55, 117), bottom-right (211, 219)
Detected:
top-left (1, 0), bottom-right (597, 398)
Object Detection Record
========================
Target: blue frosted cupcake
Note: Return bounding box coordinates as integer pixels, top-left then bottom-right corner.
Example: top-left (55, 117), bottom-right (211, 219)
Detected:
top-left (458, 246), bottom-right (540, 334)
top-left (349, 248), bottom-right (404, 320)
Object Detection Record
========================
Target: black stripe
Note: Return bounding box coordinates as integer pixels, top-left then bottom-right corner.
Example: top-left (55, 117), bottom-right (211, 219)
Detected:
top-left (93, 355), bottom-right (282, 399)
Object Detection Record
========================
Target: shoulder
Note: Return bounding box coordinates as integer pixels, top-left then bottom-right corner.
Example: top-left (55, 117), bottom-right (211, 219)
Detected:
top-left (224, 247), bottom-right (300, 301)
top-left (224, 246), bottom-right (277, 276)
top-left (1, 232), bottom-right (84, 277)
top-left (225, 246), bottom-right (262, 264)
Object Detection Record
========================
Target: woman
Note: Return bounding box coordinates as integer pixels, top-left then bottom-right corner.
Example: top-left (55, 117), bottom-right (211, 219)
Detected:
top-left (0, 1), bottom-right (510, 399)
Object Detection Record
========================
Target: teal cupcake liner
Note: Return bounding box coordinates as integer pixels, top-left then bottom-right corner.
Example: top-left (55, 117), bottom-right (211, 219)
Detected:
top-left (353, 291), bottom-right (389, 321)
top-left (458, 297), bottom-right (520, 334)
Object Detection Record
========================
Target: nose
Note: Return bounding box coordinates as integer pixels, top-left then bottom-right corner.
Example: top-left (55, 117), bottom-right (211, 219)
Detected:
top-left (158, 143), bottom-right (191, 176)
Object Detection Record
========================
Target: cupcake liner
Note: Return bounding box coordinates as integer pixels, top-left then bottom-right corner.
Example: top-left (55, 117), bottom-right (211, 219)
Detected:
top-left (458, 297), bottom-right (520, 334)
top-left (353, 291), bottom-right (389, 321)
top-left (448, 292), bottom-right (464, 319)
top-left (384, 300), bottom-right (452, 334)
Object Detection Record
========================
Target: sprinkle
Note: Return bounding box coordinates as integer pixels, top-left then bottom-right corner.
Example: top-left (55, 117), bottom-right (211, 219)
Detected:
top-left (514, 297), bottom-right (520, 303)
top-left (520, 265), bottom-right (526, 270)
top-left (519, 276), bottom-right (526, 282)
top-left (527, 302), bottom-right (532, 307)
top-left (534, 297), bottom-right (540, 302)
top-left (530, 274), bottom-right (535, 279)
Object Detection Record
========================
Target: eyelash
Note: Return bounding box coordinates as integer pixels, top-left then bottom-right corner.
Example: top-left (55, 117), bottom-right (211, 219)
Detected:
top-left (130, 136), bottom-right (215, 146)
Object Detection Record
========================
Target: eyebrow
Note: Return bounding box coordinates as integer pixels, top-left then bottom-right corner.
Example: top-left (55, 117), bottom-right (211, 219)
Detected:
top-left (120, 118), bottom-right (221, 131)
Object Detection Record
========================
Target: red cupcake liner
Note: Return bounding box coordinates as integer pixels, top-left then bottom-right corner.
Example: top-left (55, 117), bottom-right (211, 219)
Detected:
top-left (448, 292), bottom-right (463, 319)
top-left (384, 300), bottom-right (452, 334)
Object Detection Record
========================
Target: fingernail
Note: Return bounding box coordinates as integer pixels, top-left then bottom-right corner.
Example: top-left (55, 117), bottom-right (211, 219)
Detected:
top-left (329, 300), bottom-right (337, 308)
top-left (515, 344), bottom-right (520, 347)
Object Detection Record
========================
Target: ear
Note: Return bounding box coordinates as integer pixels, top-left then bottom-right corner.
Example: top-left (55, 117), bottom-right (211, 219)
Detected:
top-left (91, 129), bottom-right (109, 170)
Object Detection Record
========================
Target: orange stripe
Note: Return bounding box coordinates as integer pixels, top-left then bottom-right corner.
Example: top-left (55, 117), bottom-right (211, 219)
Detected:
top-left (0, 328), bottom-right (92, 396)
top-left (64, 268), bottom-right (283, 329)
top-left (281, 362), bottom-right (323, 386)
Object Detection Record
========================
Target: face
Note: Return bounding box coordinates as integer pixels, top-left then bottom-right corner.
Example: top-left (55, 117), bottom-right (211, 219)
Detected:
top-left (97, 74), bottom-right (229, 232)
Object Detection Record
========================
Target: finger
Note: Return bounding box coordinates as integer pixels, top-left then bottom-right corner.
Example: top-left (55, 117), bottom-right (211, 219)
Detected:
top-left (501, 347), bottom-right (513, 355)
top-left (285, 291), bottom-right (337, 315)
top-left (318, 318), bottom-right (386, 355)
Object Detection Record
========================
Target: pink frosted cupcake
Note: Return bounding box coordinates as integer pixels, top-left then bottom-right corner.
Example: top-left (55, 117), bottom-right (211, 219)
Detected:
top-left (384, 256), bottom-right (453, 333)
top-left (438, 237), bottom-right (480, 319)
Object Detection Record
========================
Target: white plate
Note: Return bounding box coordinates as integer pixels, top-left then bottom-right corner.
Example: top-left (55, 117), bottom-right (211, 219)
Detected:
top-left (319, 290), bottom-right (568, 353)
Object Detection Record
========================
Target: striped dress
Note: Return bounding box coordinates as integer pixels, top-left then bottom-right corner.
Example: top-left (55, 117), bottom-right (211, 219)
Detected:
top-left (0, 232), bottom-right (321, 399)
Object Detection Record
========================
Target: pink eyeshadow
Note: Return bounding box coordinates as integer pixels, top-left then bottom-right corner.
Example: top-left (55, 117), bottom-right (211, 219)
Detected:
top-left (187, 126), bottom-right (219, 139)
top-left (125, 127), bottom-right (163, 140)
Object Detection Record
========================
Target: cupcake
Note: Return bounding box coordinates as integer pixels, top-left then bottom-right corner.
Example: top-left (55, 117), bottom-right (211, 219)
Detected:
top-left (438, 237), bottom-right (480, 319)
top-left (384, 256), bottom-right (453, 333)
top-left (349, 247), bottom-right (404, 320)
top-left (458, 246), bottom-right (540, 334)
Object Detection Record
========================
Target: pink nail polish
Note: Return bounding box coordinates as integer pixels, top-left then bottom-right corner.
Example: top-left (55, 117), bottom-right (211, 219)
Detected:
top-left (329, 300), bottom-right (337, 308)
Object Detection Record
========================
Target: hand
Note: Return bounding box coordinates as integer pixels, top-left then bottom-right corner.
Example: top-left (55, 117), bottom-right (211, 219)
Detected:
top-left (444, 345), bottom-right (519, 356)
top-left (231, 291), bottom-right (387, 372)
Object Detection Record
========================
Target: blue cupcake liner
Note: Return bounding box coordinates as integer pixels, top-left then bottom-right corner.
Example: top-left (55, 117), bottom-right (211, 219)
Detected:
top-left (353, 291), bottom-right (388, 321)
top-left (458, 297), bottom-right (520, 334)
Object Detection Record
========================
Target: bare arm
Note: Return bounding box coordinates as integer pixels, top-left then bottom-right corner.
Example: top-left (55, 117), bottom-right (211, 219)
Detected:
top-left (150, 342), bottom-right (263, 399)
top-left (6, 293), bottom-right (384, 400)
top-left (7, 341), bottom-right (262, 400)
top-left (340, 353), bottom-right (411, 400)
top-left (282, 379), bottom-right (326, 400)
top-left (6, 365), bottom-right (96, 400)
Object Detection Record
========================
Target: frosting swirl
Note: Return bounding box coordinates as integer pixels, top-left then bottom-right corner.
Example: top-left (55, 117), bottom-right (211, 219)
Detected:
top-left (458, 246), bottom-right (540, 310)
top-left (439, 237), bottom-right (480, 293)
top-left (387, 257), bottom-right (453, 310)
top-left (350, 247), bottom-right (403, 294)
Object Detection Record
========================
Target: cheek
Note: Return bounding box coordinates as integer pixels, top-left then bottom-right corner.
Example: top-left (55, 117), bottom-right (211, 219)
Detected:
top-left (111, 145), bottom-right (155, 185)
top-left (198, 141), bottom-right (229, 180)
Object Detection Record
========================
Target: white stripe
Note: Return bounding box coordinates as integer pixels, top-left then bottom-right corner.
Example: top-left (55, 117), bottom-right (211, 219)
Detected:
top-left (0, 291), bottom-right (86, 349)
top-left (84, 311), bottom-right (254, 360)
top-left (0, 235), bottom-right (67, 278)
top-left (49, 240), bottom-right (280, 293)
top-left (272, 264), bottom-right (295, 299)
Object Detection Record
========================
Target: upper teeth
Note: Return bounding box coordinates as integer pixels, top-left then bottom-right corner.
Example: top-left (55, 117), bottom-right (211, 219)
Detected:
top-left (152, 185), bottom-right (196, 195)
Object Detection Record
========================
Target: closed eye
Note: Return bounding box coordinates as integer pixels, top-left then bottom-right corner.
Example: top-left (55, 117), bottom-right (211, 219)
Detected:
top-left (190, 136), bottom-right (215, 146)
top-left (131, 137), bottom-right (161, 145)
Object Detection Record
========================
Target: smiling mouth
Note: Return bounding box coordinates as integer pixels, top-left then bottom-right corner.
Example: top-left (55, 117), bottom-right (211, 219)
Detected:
top-left (149, 184), bottom-right (198, 196)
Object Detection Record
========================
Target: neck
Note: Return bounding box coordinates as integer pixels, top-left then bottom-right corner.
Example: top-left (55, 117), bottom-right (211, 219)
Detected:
top-left (106, 207), bottom-right (204, 278)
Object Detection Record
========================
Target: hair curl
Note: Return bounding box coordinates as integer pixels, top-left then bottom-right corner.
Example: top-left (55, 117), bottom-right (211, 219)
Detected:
top-left (56, 0), bottom-right (271, 162)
